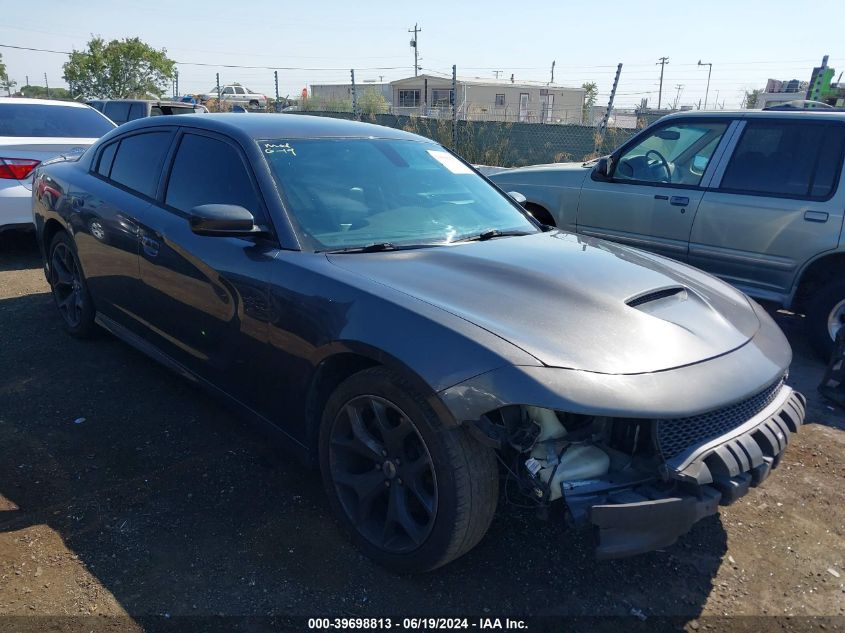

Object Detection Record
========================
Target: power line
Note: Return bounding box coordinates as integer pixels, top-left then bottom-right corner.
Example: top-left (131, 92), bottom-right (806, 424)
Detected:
top-left (0, 43), bottom-right (410, 71)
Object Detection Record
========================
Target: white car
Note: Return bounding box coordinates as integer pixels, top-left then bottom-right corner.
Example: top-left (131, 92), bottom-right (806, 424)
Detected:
top-left (200, 85), bottom-right (267, 109)
top-left (0, 99), bottom-right (115, 232)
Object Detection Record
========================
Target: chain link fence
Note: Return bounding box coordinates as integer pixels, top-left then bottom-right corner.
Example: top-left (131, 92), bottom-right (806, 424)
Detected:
top-left (282, 108), bottom-right (646, 167)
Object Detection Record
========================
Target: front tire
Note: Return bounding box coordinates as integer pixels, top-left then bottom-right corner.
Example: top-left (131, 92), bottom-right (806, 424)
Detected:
top-left (48, 231), bottom-right (96, 338)
top-left (806, 278), bottom-right (845, 360)
top-left (319, 367), bottom-right (498, 573)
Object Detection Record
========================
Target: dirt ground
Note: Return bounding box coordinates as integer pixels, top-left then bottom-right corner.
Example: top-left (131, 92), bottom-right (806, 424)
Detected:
top-left (1, 231), bottom-right (843, 632)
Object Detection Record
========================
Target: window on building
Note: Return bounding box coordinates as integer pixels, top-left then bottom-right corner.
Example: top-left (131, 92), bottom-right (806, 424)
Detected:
top-left (431, 89), bottom-right (454, 107)
top-left (398, 90), bottom-right (420, 108)
top-left (495, 94), bottom-right (506, 107)
top-left (720, 121), bottom-right (845, 199)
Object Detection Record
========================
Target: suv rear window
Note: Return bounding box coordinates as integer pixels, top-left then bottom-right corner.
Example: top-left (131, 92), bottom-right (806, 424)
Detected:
top-left (103, 102), bottom-right (132, 125)
top-left (720, 121), bottom-right (845, 200)
top-left (0, 104), bottom-right (115, 138)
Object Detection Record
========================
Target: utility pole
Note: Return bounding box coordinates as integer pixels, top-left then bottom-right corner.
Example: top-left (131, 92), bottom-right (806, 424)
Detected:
top-left (550, 60), bottom-right (555, 85)
top-left (274, 70), bottom-right (280, 112)
top-left (698, 60), bottom-right (712, 109)
top-left (351, 69), bottom-right (359, 120)
top-left (25, 75), bottom-right (29, 87)
top-left (596, 63), bottom-right (623, 153)
top-left (673, 84), bottom-right (684, 110)
top-left (451, 65), bottom-right (458, 150)
top-left (408, 24), bottom-right (421, 76)
top-left (44, 73), bottom-right (50, 99)
top-left (656, 56), bottom-right (669, 109)
top-left (216, 73), bottom-right (221, 109)
top-left (174, 70), bottom-right (179, 98)
top-left (714, 90), bottom-right (720, 110)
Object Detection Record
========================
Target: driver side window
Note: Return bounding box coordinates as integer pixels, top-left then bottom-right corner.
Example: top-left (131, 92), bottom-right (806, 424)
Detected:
top-left (613, 121), bottom-right (729, 186)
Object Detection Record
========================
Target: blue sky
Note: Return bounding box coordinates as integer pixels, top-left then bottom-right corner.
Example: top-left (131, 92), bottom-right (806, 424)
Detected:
top-left (1, 0), bottom-right (843, 108)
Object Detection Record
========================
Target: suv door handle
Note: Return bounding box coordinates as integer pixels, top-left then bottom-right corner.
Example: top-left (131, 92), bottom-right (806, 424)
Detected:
top-left (669, 196), bottom-right (689, 207)
top-left (804, 210), bottom-right (829, 223)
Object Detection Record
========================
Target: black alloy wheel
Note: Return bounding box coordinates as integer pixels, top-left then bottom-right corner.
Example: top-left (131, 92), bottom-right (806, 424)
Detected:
top-left (48, 232), bottom-right (96, 337)
top-left (319, 367), bottom-right (499, 573)
top-left (328, 395), bottom-right (438, 554)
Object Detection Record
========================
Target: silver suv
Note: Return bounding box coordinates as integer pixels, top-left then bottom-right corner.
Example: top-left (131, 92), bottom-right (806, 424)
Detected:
top-left (488, 110), bottom-right (845, 357)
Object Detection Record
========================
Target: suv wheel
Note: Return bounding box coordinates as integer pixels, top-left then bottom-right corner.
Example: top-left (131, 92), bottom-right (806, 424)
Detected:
top-left (319, 367), bottom-right (498, 573)
top-left (806, 278), bottom-right (845, 359)
top-left (48, 231), bottom-right (97, 338)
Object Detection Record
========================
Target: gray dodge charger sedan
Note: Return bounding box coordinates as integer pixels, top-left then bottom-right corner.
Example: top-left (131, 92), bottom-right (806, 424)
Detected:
top-left (32, 114), bottom-right (805, 573)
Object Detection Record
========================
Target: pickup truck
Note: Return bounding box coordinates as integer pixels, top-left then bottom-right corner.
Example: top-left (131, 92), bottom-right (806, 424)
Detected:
top-left (488, 110), bottom-right (845, 358)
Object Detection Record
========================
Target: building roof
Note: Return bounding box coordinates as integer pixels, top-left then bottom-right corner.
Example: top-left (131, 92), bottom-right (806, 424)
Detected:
top-left (389, 74), bottom-right (584, 91)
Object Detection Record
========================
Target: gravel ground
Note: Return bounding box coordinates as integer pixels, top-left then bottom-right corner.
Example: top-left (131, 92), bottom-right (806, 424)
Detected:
top-left (0, 231), bottom-right (843, 632)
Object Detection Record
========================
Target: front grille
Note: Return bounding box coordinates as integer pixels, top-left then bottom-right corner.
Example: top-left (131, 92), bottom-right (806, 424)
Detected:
top-left (655, 377), bottom-right (785, 461)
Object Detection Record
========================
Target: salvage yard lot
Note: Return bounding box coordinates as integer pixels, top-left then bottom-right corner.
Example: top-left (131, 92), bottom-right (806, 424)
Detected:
top-left (0, 231), bottom-right (844, 629)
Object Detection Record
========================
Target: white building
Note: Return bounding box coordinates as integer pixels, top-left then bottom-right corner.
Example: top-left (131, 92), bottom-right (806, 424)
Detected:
top-left (388, 74), bottom-right (586, 123)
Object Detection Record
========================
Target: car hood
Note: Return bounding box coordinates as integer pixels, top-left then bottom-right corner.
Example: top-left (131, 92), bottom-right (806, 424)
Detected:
top-left (488, 161), bottom-right (593, 188)
top-left (327, 231), bottom-right (760, 374)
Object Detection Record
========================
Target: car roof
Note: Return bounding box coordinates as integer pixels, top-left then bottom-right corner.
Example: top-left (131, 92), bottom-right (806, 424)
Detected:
top-left (0, 98), bottom-right (89, 108)
top-left (662, 109), bottom-right (845, 122)
top-left (88, 99), bottom-right (195, 106)
top-left (118, 113), bottom-right (429, 142)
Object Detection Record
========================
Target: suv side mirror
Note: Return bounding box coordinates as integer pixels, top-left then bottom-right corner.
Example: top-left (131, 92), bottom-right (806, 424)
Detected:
top-left (188, 204), bottom-right (263, 237)
top-left (507, 191), bottom-right (528, 206)
top-left (595, 157), bottom-right (610, 178)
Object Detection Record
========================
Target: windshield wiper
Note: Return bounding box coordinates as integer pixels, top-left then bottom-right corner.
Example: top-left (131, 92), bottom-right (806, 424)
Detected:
top-left (326, 242), bottom-right (398, 254)
top-left (454, 229), bottom-right (535, 243)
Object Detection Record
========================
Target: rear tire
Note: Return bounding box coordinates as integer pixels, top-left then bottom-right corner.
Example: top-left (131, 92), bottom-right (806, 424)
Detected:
top-left (805, 277), bottom-right (845, 360)
top-left (319, 367), bottom-right (498, 573)
top-left (48, 231), bottom-right (97, 338)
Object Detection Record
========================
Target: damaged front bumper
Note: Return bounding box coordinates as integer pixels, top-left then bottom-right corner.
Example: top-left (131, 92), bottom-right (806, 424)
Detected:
top-left (568, 386), bottom-right (806, 559)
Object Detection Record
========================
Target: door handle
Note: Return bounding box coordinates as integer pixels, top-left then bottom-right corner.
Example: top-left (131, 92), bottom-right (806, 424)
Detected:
top-left (804, 210), bottom-right (829, 223)
top-left (654, 194), bottom-right (669, 200)
top-left (141, 235), bottom-right (160, 257)
top-left (670, 196), bottom-right (689, 207)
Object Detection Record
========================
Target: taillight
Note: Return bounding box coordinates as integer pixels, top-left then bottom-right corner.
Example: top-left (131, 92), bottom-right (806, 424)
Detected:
top-left (0, 158), bottom-right (41, 180)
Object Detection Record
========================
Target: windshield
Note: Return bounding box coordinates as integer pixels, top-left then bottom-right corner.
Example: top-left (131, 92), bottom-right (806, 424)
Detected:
top-left (0, 104), bottom-right (115, 138)
top-left (260, 138), bottom-right (538, 250)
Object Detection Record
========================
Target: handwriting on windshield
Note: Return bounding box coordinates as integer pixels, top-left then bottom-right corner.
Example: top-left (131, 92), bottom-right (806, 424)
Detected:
top-left (263, 142), bottom-right (296, 156)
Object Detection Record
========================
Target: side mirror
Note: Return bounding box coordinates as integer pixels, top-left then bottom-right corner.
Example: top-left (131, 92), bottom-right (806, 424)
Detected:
top-left (188, 204), bottom-right (262, 237)
top-left (594, 157), bottom-right (611, 180)
top-left (507, 191), bottom-right (528, 206)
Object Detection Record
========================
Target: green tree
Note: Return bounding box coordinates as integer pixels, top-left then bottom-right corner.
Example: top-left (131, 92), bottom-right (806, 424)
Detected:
top-left (18, 85), bottom-right (73, 100)
top-left (743, 88), bottom-right (763, 109)
top-left (358, 88), bottom-right (388, 115)
top-left (582, 81), bottom-right (598, 122)
top-left (0, 53), bottom-right (16, 96)
top-left (63, 36), bottom-right (175, 99)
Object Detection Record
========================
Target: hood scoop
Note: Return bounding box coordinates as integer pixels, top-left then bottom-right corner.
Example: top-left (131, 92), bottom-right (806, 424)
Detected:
top-left (626, 286), bottom-right (687, 310)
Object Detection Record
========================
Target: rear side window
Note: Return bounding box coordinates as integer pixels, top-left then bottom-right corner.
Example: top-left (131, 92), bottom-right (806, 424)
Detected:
top-left (0, 104), bottom-right (114, 137)
top-left (108, 132), bottom-right (172, 198)
top-left (97, 141), bottom-right (118, 177)
top-left (720, 121), bottom-right (845, 199)
top-left (103, 102), bottom-right (132, 125)
top-left (128, 103), bottom-right (147, 121)
top-left (165, 133), bottom-right (263, 219)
